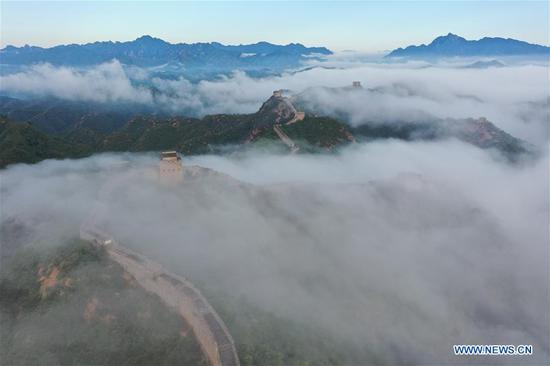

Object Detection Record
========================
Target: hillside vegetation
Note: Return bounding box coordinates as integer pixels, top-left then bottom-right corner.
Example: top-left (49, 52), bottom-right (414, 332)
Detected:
top-left (0, 92), bottom-right (534, 168)
top-left (0, 240), bottom-right (207, 366)
top-left (0, 117), bottom-right (90, 167)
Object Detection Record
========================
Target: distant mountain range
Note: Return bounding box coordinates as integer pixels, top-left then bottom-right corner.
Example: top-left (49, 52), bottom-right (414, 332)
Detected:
top-left (387, 33), bottom-right (550, 58)
top-left (0, 35), bottom-right (332, 72)
top-left (2, 33), bottom-right (547, 73)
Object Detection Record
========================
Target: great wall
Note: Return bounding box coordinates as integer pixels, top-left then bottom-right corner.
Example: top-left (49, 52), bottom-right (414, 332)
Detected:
top-left (270, 90), bottom-right (305, 153)
top-left (76, 85), bottom-right (359, 364)
top-left (80, 160), bottom-right (240, 366)
top-left (80, 226), bottom-right (239, 366)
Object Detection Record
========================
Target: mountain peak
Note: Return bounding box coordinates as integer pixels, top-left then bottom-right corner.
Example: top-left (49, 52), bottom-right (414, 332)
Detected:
top-left (430, 33), bottom-right (466, 45)
top-left (253, 91), bottom-right (299, 128)
top-left (134, 35), bottom-right (167, 44)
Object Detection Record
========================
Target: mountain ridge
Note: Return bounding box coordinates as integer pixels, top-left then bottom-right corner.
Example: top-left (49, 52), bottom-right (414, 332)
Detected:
top-left (0, 36), bottom-right (332, 70)
top-left (0, 91), bottom-right (535, 168)
top-left (387, 33), bottom-right (550, 58)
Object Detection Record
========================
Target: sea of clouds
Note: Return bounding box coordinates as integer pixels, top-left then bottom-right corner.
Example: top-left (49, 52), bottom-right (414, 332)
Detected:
top-left (2, 140), bottom-right (549, 364)
top-left (1, 57), bottom-right (548, 145)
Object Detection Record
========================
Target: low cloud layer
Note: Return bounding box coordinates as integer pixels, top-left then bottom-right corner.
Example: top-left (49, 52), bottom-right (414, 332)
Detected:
top-left (0, 62), bottom-right (153, 104)
top-left (2, 141), bottom-right (548, 365)
top-left (1, 59), bottom-right (548, 145)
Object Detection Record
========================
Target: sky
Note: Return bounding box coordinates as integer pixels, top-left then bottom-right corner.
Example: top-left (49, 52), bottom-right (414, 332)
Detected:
top-left (1, 1), bottom-right (548, 52)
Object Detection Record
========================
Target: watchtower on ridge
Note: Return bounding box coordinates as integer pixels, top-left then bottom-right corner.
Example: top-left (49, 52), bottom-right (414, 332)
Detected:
top-left (159, 151), bottom-right (183, 184)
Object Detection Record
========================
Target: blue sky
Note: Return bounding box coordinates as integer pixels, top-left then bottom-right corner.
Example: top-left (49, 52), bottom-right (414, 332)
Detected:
top-left (1, 1), bottom-right (548, 51)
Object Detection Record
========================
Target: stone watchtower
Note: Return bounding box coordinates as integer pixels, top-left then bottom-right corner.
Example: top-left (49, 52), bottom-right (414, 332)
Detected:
top-left (352, 81), bottom-right (362, 88)
top-left (159, 151), bottom-right (183, 183)
top-left (272, 90), bottom-right (283, 98)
